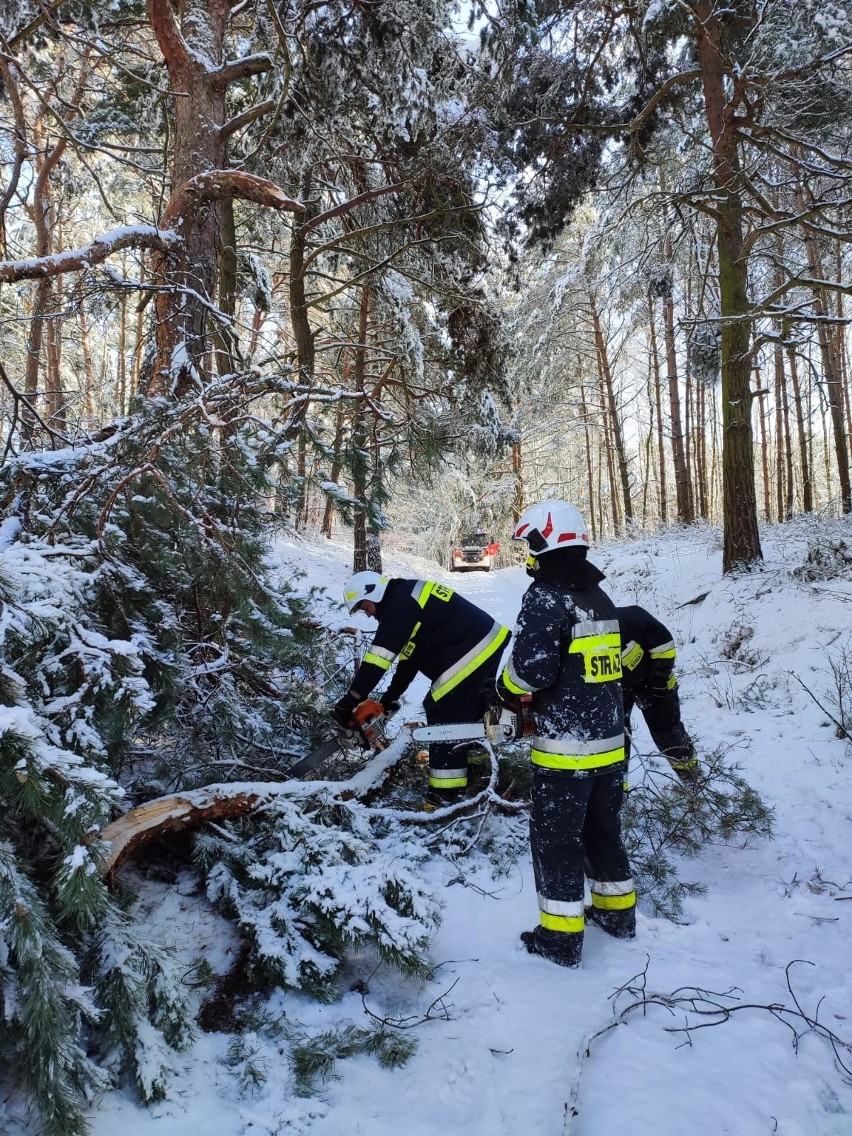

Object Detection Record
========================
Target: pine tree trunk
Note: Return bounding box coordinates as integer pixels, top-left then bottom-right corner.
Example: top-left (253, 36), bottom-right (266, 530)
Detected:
top-left (695, 0), bottom-right (762, 570)
top-left (696, 376), bottom-right (709, 518)
top-left (773, 343), bottom-right (794, 521)
top-left (352, 286), bottom-right (372, 572)
top-left (579, 379), bottom-right (597, 542)
top-left (215, 196), bottom-right (239, 376)
top-left (663, 292), bottom-right (693, 523)
top-left (795, 189), bottom-right (852, 513)
top-left (595, 290), bottom-right (636, 524)
top-left (117, 258), bottom-right (128, 418)
top-left (322, 394), bottom-right (348, 538)
top-left (647, 296), bottom-right (668, 522)
top-left (754, 372), bottom-right (771, 521)
top-left (786, 346), bottom-right (812, 512)
top-left (511, 435), bottom-right (524, 526)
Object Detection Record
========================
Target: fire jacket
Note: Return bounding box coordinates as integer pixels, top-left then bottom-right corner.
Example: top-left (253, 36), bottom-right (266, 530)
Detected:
top-left (502, 557), bottom-right (624, 776)
top-left (617, 605), bottom-right (679, 696)
top-left (350, 578), bottom-right (510, 704)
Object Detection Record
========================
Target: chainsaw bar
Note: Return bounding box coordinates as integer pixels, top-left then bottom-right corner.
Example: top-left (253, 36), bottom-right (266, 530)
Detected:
top-left (412, 707), bottom-right (520, 745)
top-left (285, 701), bottom-right (387, 779)
top-left (283, 736), bottom-right (341, 778)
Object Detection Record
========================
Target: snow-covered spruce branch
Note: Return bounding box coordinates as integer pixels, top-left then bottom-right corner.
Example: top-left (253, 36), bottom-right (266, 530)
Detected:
top-left (562, 958), bottom-right (852, 1135)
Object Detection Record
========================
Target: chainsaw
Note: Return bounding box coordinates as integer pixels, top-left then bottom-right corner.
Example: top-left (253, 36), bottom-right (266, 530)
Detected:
top-left (411, 696), bottom-right (534, 746)
top-left (284, 699), bottom-right (387, 779)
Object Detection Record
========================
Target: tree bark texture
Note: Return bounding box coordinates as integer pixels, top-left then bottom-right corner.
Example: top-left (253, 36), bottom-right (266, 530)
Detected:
top-left (647, 297), bottom-right (668, 522)
top-left (590, 295), bottom-right (632, 527)
top-left (694, 0), bottom-right (762, 570)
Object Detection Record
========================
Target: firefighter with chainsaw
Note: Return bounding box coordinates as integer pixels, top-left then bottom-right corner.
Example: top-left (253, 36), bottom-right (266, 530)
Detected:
top-left (500, 500), bottom-right (635, 968)
top-left (618, 605), bottom-right (700, 783)
top-left (334, 573), bottom-right (511, 803)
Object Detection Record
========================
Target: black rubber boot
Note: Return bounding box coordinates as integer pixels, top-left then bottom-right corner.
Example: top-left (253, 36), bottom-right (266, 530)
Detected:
top-left (585, 906), bottom-right (636, 940)
top-left (520, 927), bottom-right (582, 968)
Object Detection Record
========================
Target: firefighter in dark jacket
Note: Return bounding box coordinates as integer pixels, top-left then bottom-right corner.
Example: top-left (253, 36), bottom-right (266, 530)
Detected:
top-left (501, 500), bottom-right (635, 968)
top-left (618, 605), bottom-right (699, 783)
top-left (334, 572), bottom-right (511, 800)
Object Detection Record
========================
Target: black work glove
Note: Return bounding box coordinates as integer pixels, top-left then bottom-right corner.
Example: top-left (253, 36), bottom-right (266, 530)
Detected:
top-left (333, 692), bottom-right (359, 728)
top-left (379, 692), bottom-right (401, 714)
top-left (333, 692), bottom-right (362, 749)
top-left (647, 661), bottom-right (674, 696)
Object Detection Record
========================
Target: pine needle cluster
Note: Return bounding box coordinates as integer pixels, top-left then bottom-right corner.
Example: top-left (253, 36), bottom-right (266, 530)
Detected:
top-left (196, 791), bottom-right (441, 1002)
top-left (0, 386), bottom-right (347, 1134)
top-left (623, 746), bottom-right (774, 919)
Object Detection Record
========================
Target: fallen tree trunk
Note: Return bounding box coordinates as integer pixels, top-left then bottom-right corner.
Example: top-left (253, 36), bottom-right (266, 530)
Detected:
top-left (99, 784), bottom-right (273, 875)
top-left (98, 737), bottom-right (526, 876)
top-left (98, 742), bottom-right (409, 876)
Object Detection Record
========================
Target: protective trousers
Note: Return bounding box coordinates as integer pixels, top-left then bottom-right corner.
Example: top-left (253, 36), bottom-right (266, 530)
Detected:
top-left (529, 768), bottom-right (635, 965)
top-left (424, 653), bottom-right (501, 793)
top-left (624, 686), bottom-right (697, 778)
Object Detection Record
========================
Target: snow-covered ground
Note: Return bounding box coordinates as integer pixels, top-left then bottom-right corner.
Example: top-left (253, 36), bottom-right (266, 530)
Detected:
top-left (22, 516), bottom-right (852, 1136)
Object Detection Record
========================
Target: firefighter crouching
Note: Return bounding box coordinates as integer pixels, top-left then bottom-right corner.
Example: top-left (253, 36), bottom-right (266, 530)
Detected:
top-left (334, 572), bottom-right (510, 804)
top-left (618, 604), bottom-right (699, 783)
top-left (500, 500), bottom-right (635, 968)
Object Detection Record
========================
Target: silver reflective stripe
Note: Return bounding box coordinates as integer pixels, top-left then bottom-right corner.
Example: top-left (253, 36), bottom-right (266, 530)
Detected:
top-left (537, 894), bottom-right (585, 918)
top-left (649, 639), bottom-right (676, 656)
top-left (572, 618), bottom-right (620, 640)
top-left (532, 733), bottom-right (623, 756)
top-left (428, 765), bottom-right (467, 779)
top-left (431, 622), bottom-right (508, 696)
top-left (368, 645), bottom-right (396, 664)
top-left (622, 639), bottom-right (643, 669)
top-left (587, 878), bottom-right (635, 897)
top-left (504, 654), bottom-right (536, 694)
top-left (411, 580), bottom-right (429, 605)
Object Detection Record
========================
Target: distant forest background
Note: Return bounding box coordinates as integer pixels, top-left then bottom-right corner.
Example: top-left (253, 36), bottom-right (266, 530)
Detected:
top-left (2, 1), bottom-right (852, 573)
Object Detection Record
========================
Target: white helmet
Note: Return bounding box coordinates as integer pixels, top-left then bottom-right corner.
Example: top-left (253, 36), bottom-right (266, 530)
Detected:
top-left (343, 571), bottom-right (390, 614)
top-left (513, 499), bottom-right (589, 554)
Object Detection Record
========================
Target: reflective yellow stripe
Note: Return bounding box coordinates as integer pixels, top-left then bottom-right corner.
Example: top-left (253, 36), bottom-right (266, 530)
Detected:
top-left (531, 744), bottom-right (624, 771)
top-left (591, 891), bottom-right (636, 911)
top-left (568, 631), bottom-right (622, 684)
top-left (364, 651), bottom-right (392, 671)
top-left (432, 624), bottom-right (510, 701)
top-left (502, 658), bottom-right (534, 695)
top-left (649, 644), bottom-right (676, 660)
top-left (666, 673), bottom-right (678, 690)
top-left (429, 772), bottom-right (468, 788)
top-left (671, 756), bottom-right (698, 771)
top-left (622, 641), bottom-right (643, 670)
top-left (412, 580), bottom-right (454, 608)
top-left (467, 749), bottom-right (489, 764)
top-left (401, 621), bottom-right (422, 660)
top-left (540, 911), bottom-right (585, 933)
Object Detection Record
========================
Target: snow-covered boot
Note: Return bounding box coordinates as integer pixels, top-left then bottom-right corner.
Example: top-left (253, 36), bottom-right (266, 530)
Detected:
top-left (585, 905), bottom-right (636, 940)
top-left (520, 927), bottom-right (582, 968)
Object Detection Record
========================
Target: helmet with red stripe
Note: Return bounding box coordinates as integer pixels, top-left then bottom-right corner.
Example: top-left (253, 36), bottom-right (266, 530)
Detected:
top-left (512, 499), bottom-right (589, 555)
